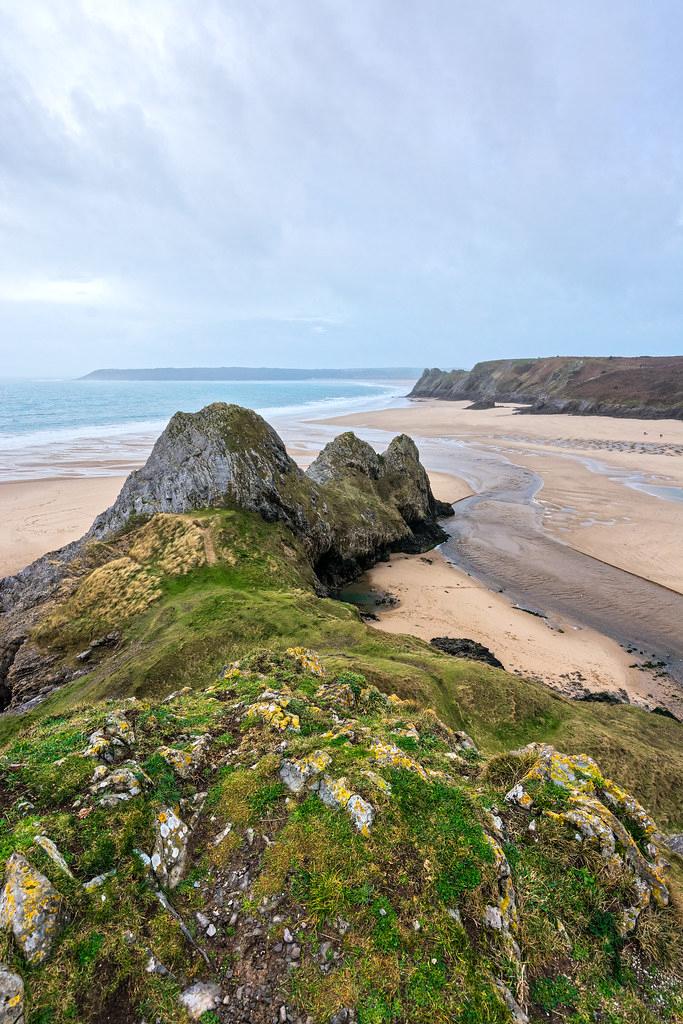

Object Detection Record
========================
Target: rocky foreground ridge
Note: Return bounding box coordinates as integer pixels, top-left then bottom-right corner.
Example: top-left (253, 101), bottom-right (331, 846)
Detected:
top-left (410, 356), bottom-right (683, 419)
top-left (0, 404), bottom-right (451, 713)
top-left (0, 646), bottom-right (681, 1023)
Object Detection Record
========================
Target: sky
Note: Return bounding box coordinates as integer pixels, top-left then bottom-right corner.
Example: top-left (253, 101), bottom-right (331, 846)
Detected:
top-left (1, 1), bottom-right (683, 376)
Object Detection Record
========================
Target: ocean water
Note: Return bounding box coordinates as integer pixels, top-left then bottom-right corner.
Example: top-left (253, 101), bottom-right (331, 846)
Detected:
top-left (0, 377), bottom-right (408, 481)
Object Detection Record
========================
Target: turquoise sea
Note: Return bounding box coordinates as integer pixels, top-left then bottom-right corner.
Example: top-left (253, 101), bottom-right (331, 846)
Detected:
top-left (0, 377), bottom-right (409, 480)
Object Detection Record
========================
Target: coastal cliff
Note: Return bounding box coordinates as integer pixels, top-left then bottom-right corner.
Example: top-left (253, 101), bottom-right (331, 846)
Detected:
top-left (410, 356), bottom-right (683, 419)
top-left (0, 403), bottom-right (682, 1024)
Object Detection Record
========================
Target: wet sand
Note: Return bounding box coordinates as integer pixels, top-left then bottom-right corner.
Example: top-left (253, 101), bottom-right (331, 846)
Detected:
top-left (360, 548), bottom-right (683, 718)
top-left (323, 401), bottom-right (683, 694)
top-left (325, 401), bottom-right (683, 593)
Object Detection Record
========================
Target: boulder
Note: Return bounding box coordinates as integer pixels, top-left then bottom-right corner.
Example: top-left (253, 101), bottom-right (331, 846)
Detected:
top-left (89, 762), bottom-right (146, 806)
top-left (0, 854), bottom-right (62, 963)
top-left (0, 965), bottom-right (24, 1024)
top-left (83, 711), bottom-right (136, 763)
top-left (280, 750), bottom-right (332, 793)
top-left (317, 776), bottom-right (375, 835)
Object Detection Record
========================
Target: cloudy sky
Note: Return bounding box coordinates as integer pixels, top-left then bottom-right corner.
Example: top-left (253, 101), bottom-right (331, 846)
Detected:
top-left (2, 1), bottom-right (683, 375)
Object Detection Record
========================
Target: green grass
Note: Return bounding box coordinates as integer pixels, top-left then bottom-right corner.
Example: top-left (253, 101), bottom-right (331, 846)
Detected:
top-left (1, 506), bottom-right (682, 1024)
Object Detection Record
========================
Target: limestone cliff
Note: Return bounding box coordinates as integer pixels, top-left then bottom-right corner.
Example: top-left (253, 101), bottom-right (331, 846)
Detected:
top-left (410, 356), bottom-right (683, 419)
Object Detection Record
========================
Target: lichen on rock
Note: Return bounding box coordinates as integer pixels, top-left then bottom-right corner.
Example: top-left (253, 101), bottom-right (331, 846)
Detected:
top-left (0, 964), bottom-right (24, 1024)
top-left (0, 855), bottom-right (62, 964)
top-left (150, 807), bottom-right (189, 889)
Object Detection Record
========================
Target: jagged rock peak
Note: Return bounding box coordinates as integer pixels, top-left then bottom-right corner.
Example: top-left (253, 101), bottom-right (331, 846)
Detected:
top-left (306, 431), bottom-right (382, 484)
top-left (89, 403), bottom-right (303, 540)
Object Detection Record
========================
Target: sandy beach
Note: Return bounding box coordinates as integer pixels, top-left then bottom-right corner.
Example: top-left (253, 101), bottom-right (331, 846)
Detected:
top-left (0, 476), bottom-right (126, 577)
top-left (325, 400), bottom-right (683, 594)
top-left (360, 548), bottom-right (683, 718)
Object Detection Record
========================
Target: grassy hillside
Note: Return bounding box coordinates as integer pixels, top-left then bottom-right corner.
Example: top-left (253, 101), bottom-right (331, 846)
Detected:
top-left (1, 508), bottom-right (682, 1023)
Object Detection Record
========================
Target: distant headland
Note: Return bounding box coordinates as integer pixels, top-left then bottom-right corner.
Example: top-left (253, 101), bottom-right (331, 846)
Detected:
top-left (410, 355), bottom-right (683, 419)
top-left (81, 366), bottom-right (421, 381)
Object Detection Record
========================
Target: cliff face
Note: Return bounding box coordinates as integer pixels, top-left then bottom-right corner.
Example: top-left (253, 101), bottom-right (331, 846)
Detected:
top-left (410, 356), bottom-right (683, 419)
top-left (0, 404), bottom-right (452, 712)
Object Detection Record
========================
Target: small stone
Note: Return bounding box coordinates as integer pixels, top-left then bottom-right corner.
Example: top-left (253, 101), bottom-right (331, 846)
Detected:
top-left (33, 836), bottom-right (74, 880)
top-left (83, 870), bottom-right (116, 892)
top-left (206, 924), bottom-right (216, 937)
top-left (484, 906), bottom-right (503, 930)
top-left (212, 822), bottom-right (233, 846)
top-left (283, 927), bottom-right (294, 943)
top-left (178, 982), bottom-right (222, 1020)
top-left (150, 807), bottom-right (189, 889)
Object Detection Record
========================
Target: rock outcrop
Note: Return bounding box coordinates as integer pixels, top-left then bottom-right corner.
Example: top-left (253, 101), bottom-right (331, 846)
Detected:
top-left (0, 405), bottom-right (452, 712)
top-left (1, 647), bottom-right (679, 1023)
top-left (410, 356), bottom-right (683, 419)
top-left (430, 636), bottom-right (504, 669)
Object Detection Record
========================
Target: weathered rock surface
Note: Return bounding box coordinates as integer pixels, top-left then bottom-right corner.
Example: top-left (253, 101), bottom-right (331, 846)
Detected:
top-left (505, 743), bottom-right (669, 932)
top-left (0, 405), bottom-right (451, 711)
top-left (0, 965), bottom-right (24, 1024)
top-left (0, 855), bottom-right (62, 963)
top-left (430, 636), bottom-right (504, 669)
top-left (150, 807), bottom-right (189, 889)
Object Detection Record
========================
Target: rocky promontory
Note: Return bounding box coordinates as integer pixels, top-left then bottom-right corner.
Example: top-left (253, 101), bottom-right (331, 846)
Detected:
top-left (0, 404), bottom-right (452, 712)
top-left (410, 356), bottom-right (683, 419)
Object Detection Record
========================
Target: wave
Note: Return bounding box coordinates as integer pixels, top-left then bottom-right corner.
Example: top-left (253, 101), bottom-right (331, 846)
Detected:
top-left (0, 382), bottom-right (408, 481)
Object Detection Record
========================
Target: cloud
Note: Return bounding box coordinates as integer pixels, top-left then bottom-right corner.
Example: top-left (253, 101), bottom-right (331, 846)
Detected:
top-left (0, 277), bottom-right (119, 304)
top-left (1, 0), bottom-right (683, 374)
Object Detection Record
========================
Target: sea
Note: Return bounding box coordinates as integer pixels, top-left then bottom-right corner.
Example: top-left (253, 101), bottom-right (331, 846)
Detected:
top-left (0, 377), bottom-right (411, 481)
